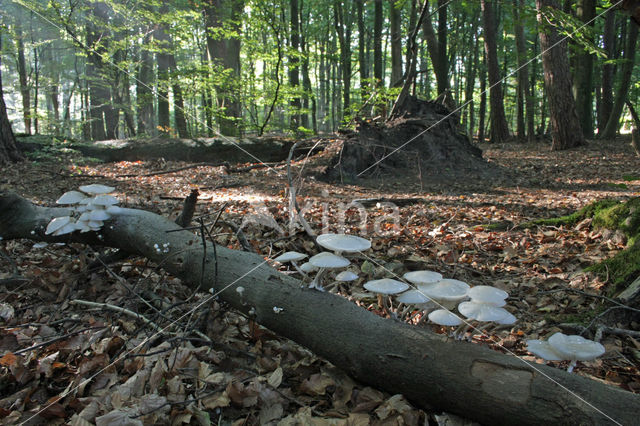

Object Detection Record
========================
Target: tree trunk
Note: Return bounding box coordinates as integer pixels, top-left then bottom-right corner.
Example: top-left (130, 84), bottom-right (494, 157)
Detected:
top-left (333, 1), bottom-right (353, 116)
top-left (573, 0), bottom-right (596, 138)
top-left (203, 0), bottom-right (243, 137)
top-left (137, 31), bottom-right (155, 136)
top-left (15, 23), bottom-right (31, 135)
top-left (356, 0), bottom-right (368, 104)
top-left (299, 2), bottom-right (315, 132)
top-left (601, 19), bottom-right (639, 139)
top-left (422, 0), bottom-right (452, 107)
top-left (289, 0), bottom-right (301, 131)
top-left (373, 0), bottom-right (383, 92)
top-left (513, 0), bottom-right (532, 142)
top-left (390, 0), bottom-right (403, 88)
top-left (478, 53), bottom-right (487, 142)
top-left (1, 191), bottom-right (639, 426)
top-left (599, 8), bottom-right (616, 133)
top-left (481, 0), bottom-right (510, 143)
top-left (0, 34), bottom-right (24, 164)
top-left (536, 0), bottom-right (585, 150)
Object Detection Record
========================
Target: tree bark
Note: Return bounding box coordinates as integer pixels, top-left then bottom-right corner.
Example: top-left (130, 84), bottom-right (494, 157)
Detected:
top-left (422, 0), bottom-right (452, 108)
top-left (513, 0), bottom-right (533, 142)
top-left (0, 33), bottom-right (25, 164)
top-left (390, 0), bottom-right (403, 88)
top-left (0, 191), bottom-right (639, 425)
top-left (373, 0), bottom-right (383, 91)
top-left (203, 0), bottom-right (243, 137)
top-left (601, 18), bottom-right (639, 139)
top-left (481, 0), bottom-right (510, 143)
top-left (599, 8), bottom-right (616, 133)
top-left (536, 0), bottom-right (585, 150)
top-left (573, 0), bottom-right (596, 138)
top-left (289, 0), bottom-right (302, 130)
top-left (333, 1), bottom-right (353, 115)
top-left (15, 23), bottom-right (31, 135)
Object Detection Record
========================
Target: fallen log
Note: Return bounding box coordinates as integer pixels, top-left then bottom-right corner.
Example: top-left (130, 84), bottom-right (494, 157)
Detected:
top-left (1, 190), bottom-right (638, 425)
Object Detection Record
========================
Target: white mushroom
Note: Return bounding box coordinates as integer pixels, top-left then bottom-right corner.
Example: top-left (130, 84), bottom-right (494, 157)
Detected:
top-left (56, 191), bottom-right (88, 205)
top-left (403, 270), bottom-right (442, 285)
top-left (45, 216), bottom-right (74, 235)
top-left (457, 301), bottom-right (512, 322)
top-left (274, 251), bottom-right (309, 276)
top-left (428, 309), bottom-right (463, 326)
top-left (526, 332), bottom-right (605, 372)
top-left (79, 184), bottom-right (115, 194)
top-left (419, 279), bottom-right (470, 303)
top-left (274, 251), bottom-right (308, 263)
top-left (89, 209), bottom-right (111, 221)
top-left (364, 278), bottom-right (409, 316)
top-left (467, 285), bottom-right (508, 307)
top-left (308, 252), bottom-right (351, 290)
top-left (91, 194), bottom-right (119, 206)
top-left (396, 289), bottom-right (432, 305)
top-left (316, 233), bottom-right (371, 254)
top-left (299, 262), bottom-right (318, 273)
top-left (52, 222), bottom-right (78, 236)
top-left (364, 278), bottom-right (409, 295)
top-left (335, 270), bottom-right (359, 281)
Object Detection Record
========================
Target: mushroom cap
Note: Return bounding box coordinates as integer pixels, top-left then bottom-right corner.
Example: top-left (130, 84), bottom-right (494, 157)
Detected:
top-left (299, 262), bottom-right (318, 273)
top-left (52, 222), bottom-right (77, 236)
top-left (364, 278), bottom-right (409, 295)
top-left (316, 233), bottom-right (371, 253)
top-left (419, 279), bottom-right (469, 301)
top-left (428, 309), bottom-right (463, 326)
top-left (403, 270), bottom-right (442, 285)
top-left (335, 271), bottom-right (359, 281)
top-left (548, 332), bottom-right (605, 361)
top-left (396, 289), bottom-right (432, 304)
top-left (45, 216), bottom-right (74, 235)
top-left (274, 251), bottom-right (308, 263)
top-left (89, 210), bottom-right (111, 221)
top-left (495, 311), bottom-right (517, 325)
top-left (91, 194), bottom-right (119, 206)
top-left (105, 205), bottom-right (123, 214)
top-left (526, 340), bottom-right (565, 361)
top-left (309, 252), bottom-right (350, 269)
top-left (56, 191), bottom-right (88, 205)
top-left (467, 285), bottom-right (508, 306)
top-left (79, 184), bottom-right (115, 194)
top-left (75, 220), bottom-right (92, 233)
top-left (458, 301), bottom-right (512, 322)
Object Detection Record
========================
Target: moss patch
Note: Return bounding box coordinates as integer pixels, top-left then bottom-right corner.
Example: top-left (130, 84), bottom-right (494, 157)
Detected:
top-left (520, 199), bottom-right (620, 228)
top-left (586, 197), bottom-right (640, 294)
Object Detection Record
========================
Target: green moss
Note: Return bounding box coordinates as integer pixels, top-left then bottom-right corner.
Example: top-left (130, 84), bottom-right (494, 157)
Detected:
top-left (587, 242), bottom-right (640, 295)
top-left (586, 197), bottom-right (640, 294)
top-left (520, 199), bottom-right (620, 228)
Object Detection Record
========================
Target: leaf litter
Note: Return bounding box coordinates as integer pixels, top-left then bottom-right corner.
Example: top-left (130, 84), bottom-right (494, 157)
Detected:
top-left (1, 137), bottom-right (639, 424)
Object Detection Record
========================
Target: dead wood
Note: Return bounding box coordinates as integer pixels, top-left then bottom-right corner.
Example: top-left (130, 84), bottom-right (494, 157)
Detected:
top-left (1, 190), bottom-right (639, 425)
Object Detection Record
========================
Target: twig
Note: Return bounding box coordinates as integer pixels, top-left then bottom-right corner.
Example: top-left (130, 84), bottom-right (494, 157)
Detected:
top-left (14, 326), bottom-right (107, 355)
top-left (70, 299), bottom-right (163, 332)
top-left (536, 287), bottom-right (640, 313)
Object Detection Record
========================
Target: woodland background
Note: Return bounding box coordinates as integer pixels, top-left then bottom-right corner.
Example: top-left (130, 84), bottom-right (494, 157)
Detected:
top-left (0, 0), bottom-right (638, 149)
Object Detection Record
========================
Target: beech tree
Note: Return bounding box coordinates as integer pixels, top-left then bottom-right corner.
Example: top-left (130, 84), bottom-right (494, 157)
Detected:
top-left (481, 0), bottom-right (510, 143)
top-left (0, 32), bottom-right (24, 165)
top-left (536, 0), bottom-right (585, 150)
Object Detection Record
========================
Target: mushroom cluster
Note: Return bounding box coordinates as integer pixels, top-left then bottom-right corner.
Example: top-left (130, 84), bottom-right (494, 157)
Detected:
top-left (526, 332), bottom-right (606, 372)
top-left (45, 185), bottom-right (120, 236)
top-left (271, 233), bottom-right (371, 291)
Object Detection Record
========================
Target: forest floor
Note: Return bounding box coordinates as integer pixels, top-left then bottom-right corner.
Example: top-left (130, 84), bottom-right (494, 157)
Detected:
top-left (1, 136), bottom-right (640, 425)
